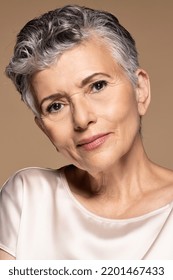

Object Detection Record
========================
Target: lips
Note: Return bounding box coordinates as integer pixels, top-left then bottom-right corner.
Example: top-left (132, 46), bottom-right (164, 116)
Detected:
top-left (77, 133), bottom-right (111, 151)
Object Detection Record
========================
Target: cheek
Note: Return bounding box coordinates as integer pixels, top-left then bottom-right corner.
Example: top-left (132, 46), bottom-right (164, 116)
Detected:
top-left (117, 103), bottom-right (141, 148)
top-left (43, 122), bottom-right (72, 149)
top-left (102, 94), bottom-right (139, 128)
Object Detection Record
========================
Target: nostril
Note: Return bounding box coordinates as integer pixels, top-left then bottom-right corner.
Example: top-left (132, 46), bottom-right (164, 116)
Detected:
top-left (71, 96), bottom-right (97, 131)
top-left (73, 113), bottom-right (97, 131)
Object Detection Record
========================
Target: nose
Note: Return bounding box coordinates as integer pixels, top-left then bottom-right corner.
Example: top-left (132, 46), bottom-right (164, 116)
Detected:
top-left (71, 95), bottom-right (97, 131)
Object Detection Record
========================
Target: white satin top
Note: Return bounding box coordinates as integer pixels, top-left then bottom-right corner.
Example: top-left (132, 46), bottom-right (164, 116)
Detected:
top-left (0, 167), bottom-right (173, 260)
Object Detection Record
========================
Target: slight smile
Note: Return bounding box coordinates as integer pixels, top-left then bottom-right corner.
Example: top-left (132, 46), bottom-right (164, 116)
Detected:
top-left (77, 133), bottom-right (111, 151)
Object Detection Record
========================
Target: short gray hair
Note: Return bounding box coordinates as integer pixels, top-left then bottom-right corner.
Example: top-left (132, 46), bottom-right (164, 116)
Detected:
top-left (6, 5), bottom-right (139, 116)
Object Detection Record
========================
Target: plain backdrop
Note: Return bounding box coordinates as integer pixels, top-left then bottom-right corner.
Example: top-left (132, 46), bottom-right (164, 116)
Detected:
top-left (1, 0), bottom-right (173, 186)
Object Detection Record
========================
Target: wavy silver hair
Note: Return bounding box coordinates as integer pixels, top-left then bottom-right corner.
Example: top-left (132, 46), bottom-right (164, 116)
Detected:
top-left (6, 5), bottom-right (139, 116)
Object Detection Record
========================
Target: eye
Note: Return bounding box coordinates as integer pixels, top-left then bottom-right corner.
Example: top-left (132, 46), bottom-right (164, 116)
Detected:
top-left (91, 80), bottom-right (108, 93)
top-left (46, 102), bottom-right (64, 114)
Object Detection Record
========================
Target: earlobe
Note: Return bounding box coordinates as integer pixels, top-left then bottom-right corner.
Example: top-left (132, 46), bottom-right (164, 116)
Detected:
top-left (135, 69), bottom-right (151, 116)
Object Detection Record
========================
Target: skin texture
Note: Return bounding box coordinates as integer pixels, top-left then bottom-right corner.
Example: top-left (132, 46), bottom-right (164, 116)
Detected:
top-left (2, 38), bottom-right (173, 259)
top-left (32, 38), bottom-right (173, 220)
top-left (33, 38), bottom-right (149, 175)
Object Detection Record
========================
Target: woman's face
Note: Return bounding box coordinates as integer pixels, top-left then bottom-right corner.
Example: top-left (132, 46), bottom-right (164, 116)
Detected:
top-left (31, 38), bottom-right (149, 174)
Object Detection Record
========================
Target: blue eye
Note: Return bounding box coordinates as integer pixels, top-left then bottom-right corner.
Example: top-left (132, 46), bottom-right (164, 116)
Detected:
top-left (47, 102), bottom-right (64, 113)
top-left (91, 80), bottom-right (108, 93)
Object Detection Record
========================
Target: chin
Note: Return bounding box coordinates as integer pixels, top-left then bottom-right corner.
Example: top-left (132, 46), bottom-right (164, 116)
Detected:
top-left (77, 150), bottom-right (121, 175)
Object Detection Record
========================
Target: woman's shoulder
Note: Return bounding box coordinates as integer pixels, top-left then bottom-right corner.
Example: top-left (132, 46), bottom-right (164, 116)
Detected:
top-left (150, 161), bottom-right (173, 185)
top-left (157, 165), bottom-right (173, 186)
top-left (10, 166), bottom-right (60, 176)
top-left (1, 166), bottom-right (67, 193)
top-left (162, 167), bottom-right (173, 197)
top-left (151, 164), bottom-right (173, 206)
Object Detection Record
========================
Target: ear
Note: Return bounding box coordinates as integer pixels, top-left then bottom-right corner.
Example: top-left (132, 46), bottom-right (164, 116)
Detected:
top-left (135, 69), bottom-right (151, 116)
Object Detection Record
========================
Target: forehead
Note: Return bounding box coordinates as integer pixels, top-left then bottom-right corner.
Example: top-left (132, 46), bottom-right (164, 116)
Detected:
top-left (54, 37), bottom-right (117, 74)
top-left (31, 38), bottom-right (123, 99)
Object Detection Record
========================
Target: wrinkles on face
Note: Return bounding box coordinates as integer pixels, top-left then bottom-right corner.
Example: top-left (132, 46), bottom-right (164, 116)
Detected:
top-left (32, 38), bottom-right (141, 174)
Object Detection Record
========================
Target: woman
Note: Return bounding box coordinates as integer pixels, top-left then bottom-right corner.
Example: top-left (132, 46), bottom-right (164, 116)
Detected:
top-left (1, 5), bottom-right (173, 260)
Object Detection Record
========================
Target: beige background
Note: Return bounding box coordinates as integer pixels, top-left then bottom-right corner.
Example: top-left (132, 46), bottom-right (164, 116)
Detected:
top-left (1, 0), bottom-right (173, 186)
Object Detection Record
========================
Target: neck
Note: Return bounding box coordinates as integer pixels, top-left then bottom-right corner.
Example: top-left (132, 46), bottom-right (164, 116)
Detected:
top-left (73, 135), bottom-right (153, 202)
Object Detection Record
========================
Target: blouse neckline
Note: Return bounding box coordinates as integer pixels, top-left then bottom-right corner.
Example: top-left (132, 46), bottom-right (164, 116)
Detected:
top-left (59, 168), bottom-right (173, 224)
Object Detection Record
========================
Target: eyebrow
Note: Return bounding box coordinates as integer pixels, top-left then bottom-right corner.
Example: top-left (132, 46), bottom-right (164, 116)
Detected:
top-left (40, 93), bottom-right (64, 108)
top-left (80, 72), bottom-right (111, 87)
top-left (40, 72), bottom-right (112, 107)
